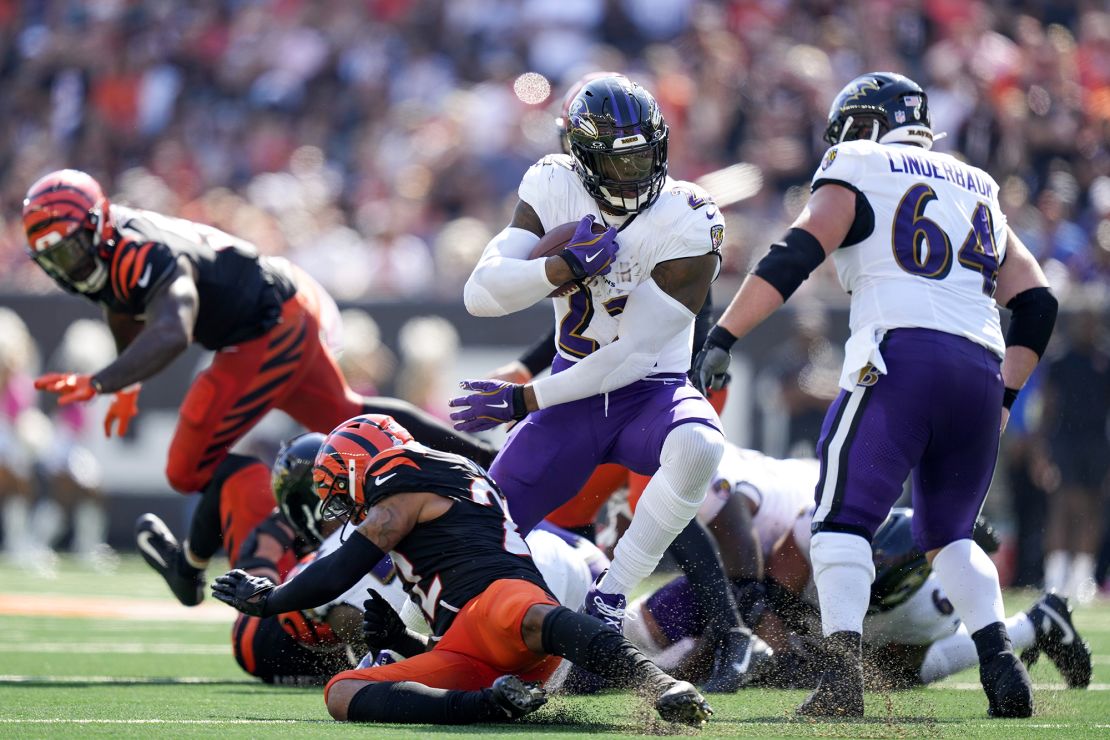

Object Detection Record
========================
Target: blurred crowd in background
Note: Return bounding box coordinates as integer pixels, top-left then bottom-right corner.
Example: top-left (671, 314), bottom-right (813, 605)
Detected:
top-left (0, 0), bottom-right (1108, 595)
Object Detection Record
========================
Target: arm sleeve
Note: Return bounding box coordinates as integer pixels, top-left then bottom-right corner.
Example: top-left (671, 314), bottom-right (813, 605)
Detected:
top-left (530, 279), bottom-right (694, 409)
top-left (462, 226), bottom-right (553, 317)
top-left (519, 327), bottom-right (558, 377)
top-left (262, 530), bottom-right (385, 617)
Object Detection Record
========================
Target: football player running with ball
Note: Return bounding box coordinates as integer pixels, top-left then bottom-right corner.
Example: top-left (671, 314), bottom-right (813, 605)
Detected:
top-left (212, 414), bottom-right (711, 726)
top-left (451, 76), bottom-right (727, 640)
top-left (692, 73), bottom-right (1059, 718)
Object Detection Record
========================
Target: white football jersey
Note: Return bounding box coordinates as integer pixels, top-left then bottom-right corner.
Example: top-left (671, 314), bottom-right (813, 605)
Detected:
top-left (813, 140), bottom-right (1007, 389)
top-left (696, 444), bottom-right (819, 558)
top-left (519, 154), bottom-right (724, 373)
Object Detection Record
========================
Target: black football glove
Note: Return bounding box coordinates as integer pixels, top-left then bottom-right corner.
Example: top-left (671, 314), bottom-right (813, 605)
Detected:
top-left (212, 569), bottom-right (276, 617)
top-left (691, 326), bottom-right (737, 394)
top-left (362, 588), bottom-right (406, 651)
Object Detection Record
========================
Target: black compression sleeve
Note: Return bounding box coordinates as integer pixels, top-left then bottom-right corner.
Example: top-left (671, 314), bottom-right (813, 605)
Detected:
top-left (393, 628), bottom-right (430, 657)
top-left (667, 519), bottom-right (744, 635)
top-left (346, 682), bottom-right (495, 724)
top-left (360, 396), bottom-right (497, 468)
top-left (519, 328), bottom-right (557, 377)
top-left (1005, 287), bottom-right (1058, 358)
top-left (752, 228), bottom-right (826, 301)
top-left (262, 531), bottom-right (384, 617)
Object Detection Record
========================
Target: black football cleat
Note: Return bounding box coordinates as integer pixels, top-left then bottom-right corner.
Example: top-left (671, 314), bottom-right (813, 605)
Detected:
top-left (1022, 592), bottom-right (1092, 689)
top-left (981, 650), bottom-right (1034, 718)
top-left (487, 676), bottom-right (547, 720)
top-left (702, 627), bottom-right (774, 693)
top-left (655, 680), bottom-right (713, 726)
top-left (135, 513), bottom-right (205, 607)
top-left (796, 631), bottom-right (864, 718)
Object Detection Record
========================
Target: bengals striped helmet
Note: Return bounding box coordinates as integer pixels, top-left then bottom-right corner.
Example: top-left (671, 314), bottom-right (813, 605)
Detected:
top-left (312, 414), bottom-right (414, 523)
top-left (22, 170), bottom-right (112, 294)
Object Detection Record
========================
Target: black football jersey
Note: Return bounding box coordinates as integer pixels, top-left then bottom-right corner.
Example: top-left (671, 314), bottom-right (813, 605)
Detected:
top-left (363, 444), bottom-right (550, 638)
top-left (91, 206), bottom-right (296, 349)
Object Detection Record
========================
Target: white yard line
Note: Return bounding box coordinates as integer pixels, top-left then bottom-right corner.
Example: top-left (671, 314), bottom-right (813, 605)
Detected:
top-left (0, 643), bottom-right (227, 655)
top-left (0, 719), bottom-right (302, 725)
top-left (0, 675), bottom-right (247, 684)
top-left (933, 682), bottom-right (1110, 691)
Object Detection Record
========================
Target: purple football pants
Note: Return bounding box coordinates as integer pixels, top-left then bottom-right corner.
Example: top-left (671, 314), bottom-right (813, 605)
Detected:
top-left (490, 373), bottom-right (721, 533)
top-left (812, 328), bottom-right (1003, 552)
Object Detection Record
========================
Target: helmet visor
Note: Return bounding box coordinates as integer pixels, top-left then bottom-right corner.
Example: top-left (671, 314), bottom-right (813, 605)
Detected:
top-left (598, 149), bottom-right (656, 183)
top-left (33, 231), bottom-right (96, 283)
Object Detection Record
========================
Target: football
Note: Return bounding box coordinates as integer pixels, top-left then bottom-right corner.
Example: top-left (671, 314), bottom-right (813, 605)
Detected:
top-left (529, 219), bottom-right (608, 297)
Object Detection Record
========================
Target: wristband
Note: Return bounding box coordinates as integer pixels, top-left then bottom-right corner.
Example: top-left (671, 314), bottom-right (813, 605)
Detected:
top-left (706, 325), bottom-right (738, 352)
top-left (1002, 387), bottom-right (1019, 410)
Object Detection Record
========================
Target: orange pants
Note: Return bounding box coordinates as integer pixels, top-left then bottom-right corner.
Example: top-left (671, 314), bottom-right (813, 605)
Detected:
top-left (166, 270), bottom-right (363, 493)
top-left (546, 386), bottom-right (730, 528)
top-left (324, 579), bottom-right (560, 702)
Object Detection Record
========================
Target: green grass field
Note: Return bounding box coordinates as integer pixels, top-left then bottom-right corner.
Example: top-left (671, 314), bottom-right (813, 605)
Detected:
top-left (1, 556), bottom-right (1107, 739)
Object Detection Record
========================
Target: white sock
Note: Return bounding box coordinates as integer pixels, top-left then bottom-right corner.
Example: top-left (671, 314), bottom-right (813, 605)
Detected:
top-left (1006, 612), bottom-right (1036, 652)
top-left (1044, 550), bottom-right (1070, 593)
top-left (2, 497), bottom-right (31, 553)
top-left (1067, 553), bottom-right (1097, 604)
top-left (73, 501), bottom-right (107, 555)
top-left (601, 424), bottom-right (724, 596)
top-left (30, 499), bottom-right (64, 550)
top-left (810, 531), bottom-right (874, 636)
top-left (932, 539), bottom-right (1004, 635)
top-left (919, 612), bottom-right (1037, 684)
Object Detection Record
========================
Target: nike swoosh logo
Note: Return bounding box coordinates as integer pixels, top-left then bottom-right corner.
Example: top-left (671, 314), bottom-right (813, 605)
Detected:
top-left (137, 263), bottom-right (153, 288)
top-left (732, 642), bottom-right (752, 673)
top-left (375, 473), bottom-right (397, 485)
top-left (137, 531), bottom-right (167, 569)
top-left (488, 401), bottom-right (508, 409)
top-left (1041, 603), bottom-right (1075, 645)
top-left (584, 250), bottom-right (604, 263)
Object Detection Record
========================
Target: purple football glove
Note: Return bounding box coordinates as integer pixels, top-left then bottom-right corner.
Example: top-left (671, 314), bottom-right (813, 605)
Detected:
top-left (561, 215), bottom-right (618, 280)
top-left (449, 379), bottom-right (528, 433)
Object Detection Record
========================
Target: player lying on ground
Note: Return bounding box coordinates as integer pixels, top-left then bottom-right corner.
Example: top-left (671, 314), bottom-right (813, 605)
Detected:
top-left (22, 169), bottom-right (496, 607)
top-left (692, 72), bottom-right (1058, 718)
top-left (212, 414), bottom-right (711, 726)
top-left (628, 499), bottom-right (1091, 692)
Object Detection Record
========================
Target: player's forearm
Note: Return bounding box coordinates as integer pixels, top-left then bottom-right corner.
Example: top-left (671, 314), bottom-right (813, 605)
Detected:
top-left (262, 532), bottom-right (385, 617)
top-left (528, 280), bottom-right (691, 409)
top-left (715, 274), bottom-right (786, 342)
top-left (463, 227), bottom-right (557, 316)
top-left (91, 322), bottom-right (190, 393)
top-left (1001, 346), bottom-right (1040, 395)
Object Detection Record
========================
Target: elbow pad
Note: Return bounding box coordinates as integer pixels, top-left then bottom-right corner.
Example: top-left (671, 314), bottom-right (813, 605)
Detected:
top-left (752, 228), bottom-right (826, 301)
top-left (463, 279), bottom-right (507, 317)
top-left (1005, 287), bottom-right (1058, 358)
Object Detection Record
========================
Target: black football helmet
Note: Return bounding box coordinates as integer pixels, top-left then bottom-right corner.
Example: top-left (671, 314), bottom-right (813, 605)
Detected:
top-left (823, 72), bottom-right (933, 150)
top-left (272, 432), bottom-right (327, 548)
top-left (869, 508), bottom-right (928, 613)
top-left (565, 75), bottom-right (668, 215)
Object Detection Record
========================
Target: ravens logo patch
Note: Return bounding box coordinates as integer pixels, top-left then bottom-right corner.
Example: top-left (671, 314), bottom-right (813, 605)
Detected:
top-left (821, 148), bottom-right (838, 171)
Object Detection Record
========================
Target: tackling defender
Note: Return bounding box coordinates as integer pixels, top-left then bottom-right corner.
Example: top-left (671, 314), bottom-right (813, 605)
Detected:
top-left (213, 414), bottom-right (711, 726)
top-left (21, 170), bottom-right (495, 606)
top-left (451, 76), bottom-right (727, 644)
top-left (692, 73), bottom-right (1059, 718)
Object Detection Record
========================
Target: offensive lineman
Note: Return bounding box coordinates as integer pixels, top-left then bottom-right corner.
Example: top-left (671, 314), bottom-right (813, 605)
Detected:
top-left (450, 76), bottom-right (727, 638)
top-left (692, 73), bottom-right (1059, 718)
top-left (622, 445), bottom-right (1090, 692)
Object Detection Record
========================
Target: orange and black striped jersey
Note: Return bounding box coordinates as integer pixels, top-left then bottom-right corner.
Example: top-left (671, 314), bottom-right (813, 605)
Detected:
top-left (364, 444), bottom-right (551, 639)
top-left (92, 206), bottom-right (296, 349)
